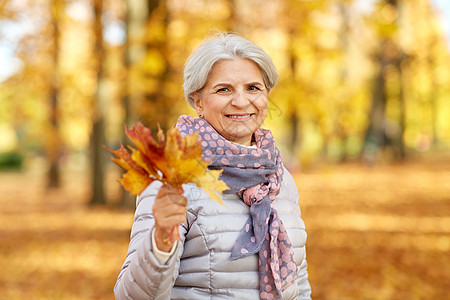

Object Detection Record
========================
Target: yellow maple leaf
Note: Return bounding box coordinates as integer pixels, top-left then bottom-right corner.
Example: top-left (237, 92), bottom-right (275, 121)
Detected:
top-left (191, 170), bottom-right (229, 204)
top-left (104, 144), bottom-right (156, 195)
top-left (120, 168), bottom-right (153, 196)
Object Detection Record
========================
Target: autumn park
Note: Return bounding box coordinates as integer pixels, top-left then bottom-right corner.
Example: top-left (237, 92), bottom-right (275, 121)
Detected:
top-left (0, 0), bottom-right (449, 299)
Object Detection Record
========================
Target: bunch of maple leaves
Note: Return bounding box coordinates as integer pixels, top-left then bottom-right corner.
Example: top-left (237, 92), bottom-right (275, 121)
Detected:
top-left (105, 122), bottom-right (229, 241)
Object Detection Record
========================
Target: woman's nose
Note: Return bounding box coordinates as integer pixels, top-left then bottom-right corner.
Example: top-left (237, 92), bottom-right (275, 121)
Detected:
top-left (230, 90), bottom-right (250, 107)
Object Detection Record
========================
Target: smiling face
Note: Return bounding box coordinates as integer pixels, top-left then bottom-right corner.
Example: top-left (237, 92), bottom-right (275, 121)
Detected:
top-left (193, 58), bottom-right (269, 146)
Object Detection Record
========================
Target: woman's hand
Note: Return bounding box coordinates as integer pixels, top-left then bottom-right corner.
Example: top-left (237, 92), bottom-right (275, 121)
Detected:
top-left (153, 183), bottom-right (187, 252)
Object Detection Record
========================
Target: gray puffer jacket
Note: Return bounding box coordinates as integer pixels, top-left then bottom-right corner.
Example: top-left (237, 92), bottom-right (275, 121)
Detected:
top-left (114, 167), bottom-right (311, 299)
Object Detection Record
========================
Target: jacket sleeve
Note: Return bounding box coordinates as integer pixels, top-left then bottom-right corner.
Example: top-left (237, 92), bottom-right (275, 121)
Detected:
top-left (114, 180), bottom-right (187, 300)
top-left (295, 254), bottom-right (311, 300)
top-left (283, 168), bottom-right (312, 300)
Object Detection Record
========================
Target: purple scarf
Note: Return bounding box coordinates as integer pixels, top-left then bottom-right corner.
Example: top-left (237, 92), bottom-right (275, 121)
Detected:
top-left (176, 115), bottom-right (297, 299)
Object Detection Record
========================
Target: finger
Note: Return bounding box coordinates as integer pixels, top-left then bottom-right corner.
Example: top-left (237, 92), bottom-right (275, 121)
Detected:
top-left (165, 183), bottom-right (183, 194)
top-left (154, 207), bottom-right (186, 220)
top-left (154, 196), bottom-right (187, 210)
top-left (167, 194), bottom-right (187, 206)
top-left (153, 201), bottom-right (186, 220)
top-left (157, 185), bottom-right (187, 206)
top-left (155, 214), bottom-right (187, 228)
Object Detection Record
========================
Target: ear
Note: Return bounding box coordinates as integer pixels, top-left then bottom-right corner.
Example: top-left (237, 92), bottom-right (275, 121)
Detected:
top-left (192, 92), bottom-right (203, 116)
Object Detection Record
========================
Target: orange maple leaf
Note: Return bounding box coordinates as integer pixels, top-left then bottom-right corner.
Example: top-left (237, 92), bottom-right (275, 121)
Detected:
top-left (105, 122), bottom-right (229, 202)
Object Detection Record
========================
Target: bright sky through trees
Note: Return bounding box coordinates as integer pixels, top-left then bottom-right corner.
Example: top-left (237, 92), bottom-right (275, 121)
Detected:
top-left (0, 0), bottom-right (449, 82)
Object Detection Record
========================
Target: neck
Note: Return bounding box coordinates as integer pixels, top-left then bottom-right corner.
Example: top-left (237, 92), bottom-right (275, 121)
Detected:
top-left (230, 136), bottom-right (252, 147)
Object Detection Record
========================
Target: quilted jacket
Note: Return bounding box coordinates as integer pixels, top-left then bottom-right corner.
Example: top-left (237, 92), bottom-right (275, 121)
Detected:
top-left (114, 167), bottom-right (311, 299)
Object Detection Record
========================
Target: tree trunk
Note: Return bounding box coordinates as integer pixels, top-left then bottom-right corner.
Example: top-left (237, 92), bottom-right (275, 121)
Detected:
top-left (47, 0), bottom-right (62, 188)
top-left (362, 0), bottom-right (402, 163)
top-left (286, 29), bottom-right (302, 167)
top-left (362, 41), bottom-right (389, 164)
top-left (142, 0), bottom-right (172, 131)
top-left (89, 0), bottom-right (106, 205)
top-left (289, 109), bottom-right (299, 156)
top-left (396, 53), bottom-right (406, 158)
top-left (119, 93), bottom-right (135, 209)
top-left (91, 118), bottom-right (106, 205)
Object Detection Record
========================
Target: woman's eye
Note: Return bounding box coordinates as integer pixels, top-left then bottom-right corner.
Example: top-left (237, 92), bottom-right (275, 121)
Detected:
top-left (248, 86), bottom-right (260, 91)
top-left (216, 88), bottom-right (229, 93)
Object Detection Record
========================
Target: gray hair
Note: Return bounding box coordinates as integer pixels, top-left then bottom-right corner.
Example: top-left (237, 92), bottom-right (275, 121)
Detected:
top-left (183, 32), bottom-right (279, 108)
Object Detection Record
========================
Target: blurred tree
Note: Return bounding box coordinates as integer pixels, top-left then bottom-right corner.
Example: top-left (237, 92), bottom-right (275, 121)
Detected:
top-left (333, 1), bottom-right (352, 162)
top-left (399, 0), bottom-right (450, 150)
top-left (362, 0), bottom-right (404, 163)
top-left (428, 36), bottom-right (439, 146)
top-left (393, 45), bottom-right (407, 159)
top-left (282, 2), bottom-right (304, 159)
top-left (276, 0), bottom-right (316, 166)
top-left (117, 0), bottom-right (150, 208)
top-left (120, 0), bottom-right (177, 130)
top-left (47, 0), bottom-right (64, 188)
top-left (140, 0), bottom-right (174, 131)
top-left (276, 0), bottom-right (346, 166)
top-left (90, 0), bottom-right (107, 205)
top-left (420, 2), bottom-right (448, 147)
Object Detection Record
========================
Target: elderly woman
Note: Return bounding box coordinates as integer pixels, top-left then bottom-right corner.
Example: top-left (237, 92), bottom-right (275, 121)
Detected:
top-left (114, 32), bottom-right (311, 300)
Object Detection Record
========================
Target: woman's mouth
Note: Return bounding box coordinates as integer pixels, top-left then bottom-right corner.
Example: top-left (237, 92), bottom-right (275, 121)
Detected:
top-left (225, 113), bottom-right (254, 120)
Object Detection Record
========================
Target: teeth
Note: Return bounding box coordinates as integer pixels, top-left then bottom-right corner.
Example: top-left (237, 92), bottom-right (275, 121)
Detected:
top-left (228, 114), bottom-right (251, 119)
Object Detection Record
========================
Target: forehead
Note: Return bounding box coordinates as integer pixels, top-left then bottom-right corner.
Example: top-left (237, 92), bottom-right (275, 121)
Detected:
top-left (207, 58), bottom-right (263, 84)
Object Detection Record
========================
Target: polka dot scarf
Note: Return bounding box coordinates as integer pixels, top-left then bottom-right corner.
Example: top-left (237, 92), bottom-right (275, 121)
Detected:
top-left (176, 115), bottom-right (298, 299)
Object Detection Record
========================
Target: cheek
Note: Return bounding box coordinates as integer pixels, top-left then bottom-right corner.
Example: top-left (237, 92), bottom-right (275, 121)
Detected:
top-left (258, 97), bottom-right (269, 118)
top-left (203, 97), bottom-right (225, 114)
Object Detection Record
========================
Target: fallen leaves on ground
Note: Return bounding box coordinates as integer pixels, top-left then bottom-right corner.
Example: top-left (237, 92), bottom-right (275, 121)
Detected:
top-left (293, 156), bottom-right (450, 300)
top-left (0, 155), bottom-right (448, 300)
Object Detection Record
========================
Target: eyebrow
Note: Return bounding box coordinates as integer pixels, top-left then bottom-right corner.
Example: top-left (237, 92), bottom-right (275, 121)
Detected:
top-left (211, 81), bottom-right (264, 89)
top-left (212, 83), bottom-right (232, 89)
top-left (246, 82), bottom-right (264, 87)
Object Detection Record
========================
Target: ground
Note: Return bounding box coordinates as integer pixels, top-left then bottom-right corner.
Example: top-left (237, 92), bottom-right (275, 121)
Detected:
top-left (0, 154), bottom-right (448, 300)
